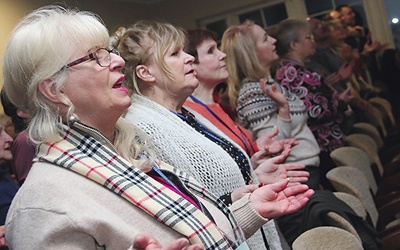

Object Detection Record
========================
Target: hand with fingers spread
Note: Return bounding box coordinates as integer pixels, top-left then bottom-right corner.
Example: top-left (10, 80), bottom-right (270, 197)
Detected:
top-left (250, 179), bottom-right (314, 218)
top-left (131, 234), bottom-right (204, 250)
top-left (254, 149), bottom-right (309, 186)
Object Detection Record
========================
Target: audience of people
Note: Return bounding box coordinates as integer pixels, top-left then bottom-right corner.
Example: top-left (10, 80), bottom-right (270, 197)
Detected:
top-left (112, 20), bottom-right (315, 250)
top-left (1, 2), bottom-right (398, 249)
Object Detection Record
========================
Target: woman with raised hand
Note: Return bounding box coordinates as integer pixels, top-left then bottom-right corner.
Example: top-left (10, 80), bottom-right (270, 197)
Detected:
top-left (113, 20), bottom-right (313, 250)
top-left (3, 5), bottom-right (313, 250)
top-left (221, 21), bottom-right (321, 191)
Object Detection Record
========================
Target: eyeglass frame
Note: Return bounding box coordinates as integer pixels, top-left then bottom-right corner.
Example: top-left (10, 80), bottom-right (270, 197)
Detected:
top-left (60, 47), bottom-right (120, 71)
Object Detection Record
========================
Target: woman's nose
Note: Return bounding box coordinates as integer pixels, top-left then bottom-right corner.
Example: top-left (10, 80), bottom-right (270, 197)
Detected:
top-left (185, 52), bottom-right (195, 64)
top-left (110, 52), bottom-right (126, 69)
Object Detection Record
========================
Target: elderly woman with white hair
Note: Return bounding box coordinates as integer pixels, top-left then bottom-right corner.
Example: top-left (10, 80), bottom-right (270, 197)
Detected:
top-left (3, 5), bottom-right (313, 250)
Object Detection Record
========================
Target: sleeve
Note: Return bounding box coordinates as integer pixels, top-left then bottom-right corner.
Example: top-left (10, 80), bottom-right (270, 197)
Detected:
top-left (236, 81), bottom-right (292, 140)
top-left (11, 133), bottom-right (35, 185)
top-left (230, 193), bottom-right (268, 239)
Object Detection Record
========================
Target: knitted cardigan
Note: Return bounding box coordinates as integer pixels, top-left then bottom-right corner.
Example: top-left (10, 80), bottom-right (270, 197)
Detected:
top-left (126, 94), bottom-right (283, 250)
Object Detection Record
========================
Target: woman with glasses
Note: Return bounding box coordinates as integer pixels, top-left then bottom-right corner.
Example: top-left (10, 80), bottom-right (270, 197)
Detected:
top-left (112, 20), bottom-right (314, 250)
top-left (3, 6), bottom-right (313, 249)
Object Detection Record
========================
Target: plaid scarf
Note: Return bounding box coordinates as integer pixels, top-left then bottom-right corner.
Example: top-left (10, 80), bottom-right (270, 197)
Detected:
top-left (35, 122), bottom-right (245, 249)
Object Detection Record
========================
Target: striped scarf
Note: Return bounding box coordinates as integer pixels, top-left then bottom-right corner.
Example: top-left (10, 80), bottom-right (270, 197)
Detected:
top-left (35, 121), bottom-right (245, 249)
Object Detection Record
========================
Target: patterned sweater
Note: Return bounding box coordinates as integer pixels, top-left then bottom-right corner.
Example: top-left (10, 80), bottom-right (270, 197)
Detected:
top-left (236, 79), bottom-right (320, 167)
top-left (276, 59), bottom-right (347, 153)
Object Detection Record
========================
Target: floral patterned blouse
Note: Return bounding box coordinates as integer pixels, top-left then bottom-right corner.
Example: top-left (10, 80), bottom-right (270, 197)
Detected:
top-left (275, 59), bottom-right (347, 153)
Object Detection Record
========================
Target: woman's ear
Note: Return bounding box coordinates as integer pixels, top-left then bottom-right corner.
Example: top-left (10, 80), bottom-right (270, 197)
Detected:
top-left (290, 41), bottom-right (298, 52)
top-left (136, 65), bottom-right (155, 83)
top-left (38, 79), bottom-right (65, 105)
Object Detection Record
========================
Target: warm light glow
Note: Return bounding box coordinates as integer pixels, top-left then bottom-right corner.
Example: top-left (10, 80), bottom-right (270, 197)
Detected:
top-left (393, 18), bottom-right (399, 24)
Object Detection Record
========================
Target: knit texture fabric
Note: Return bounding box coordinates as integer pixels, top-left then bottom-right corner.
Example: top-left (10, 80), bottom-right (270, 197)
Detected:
top-left (236, 79), bottom-right (320, 167)
top-left (127, 95), bottom-right (281, 250)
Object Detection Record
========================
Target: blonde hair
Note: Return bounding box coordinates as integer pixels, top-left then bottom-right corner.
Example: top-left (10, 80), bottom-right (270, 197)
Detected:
top-left (3, 5), bottom-right (155, 171)
top-left (221, 21), bottom-right (266, 108)
top-left (110, 20), bottom-right (188, 96)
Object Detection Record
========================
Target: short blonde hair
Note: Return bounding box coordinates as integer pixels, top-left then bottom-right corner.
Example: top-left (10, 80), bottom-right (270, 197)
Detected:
top-left (111, 20), bottom-right (188, 96)
top-left (221, 21), bottom-right (266, 108)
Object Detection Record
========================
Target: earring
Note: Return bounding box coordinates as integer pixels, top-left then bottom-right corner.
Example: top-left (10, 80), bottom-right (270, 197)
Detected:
top-left (69, 114), bottom-right (78, 124)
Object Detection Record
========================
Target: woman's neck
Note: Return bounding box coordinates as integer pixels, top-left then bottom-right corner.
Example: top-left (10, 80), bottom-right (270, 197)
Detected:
top-left (191, 82), bottom-right (217, 104)
top-left (285, 52), bottom-right (305, 65)
top-left (147, 92), bottom-right (186, 113)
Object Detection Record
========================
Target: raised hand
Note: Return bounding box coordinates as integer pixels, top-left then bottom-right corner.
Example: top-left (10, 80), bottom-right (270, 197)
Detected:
top-left (337, 61), bottom-right (354, 80)
top-left (131, 234), bottom-right (204, 250)
top-left (338, 86), bottom-right (354, 104)
top-left (260, 78), bottom-right (288, 108)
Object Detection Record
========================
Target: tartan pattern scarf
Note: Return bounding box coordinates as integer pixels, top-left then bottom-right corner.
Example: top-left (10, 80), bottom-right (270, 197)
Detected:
top-left (35, 122), bottom-right (244, 249)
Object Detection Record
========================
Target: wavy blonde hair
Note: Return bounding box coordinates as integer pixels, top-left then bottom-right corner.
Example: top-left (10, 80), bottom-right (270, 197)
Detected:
top-left (110, 20), bottom-right (188, 96)
top-left (221, 21), bottom-right (266, 108)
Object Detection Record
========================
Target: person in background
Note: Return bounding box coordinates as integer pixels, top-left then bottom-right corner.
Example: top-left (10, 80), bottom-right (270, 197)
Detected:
top-left (3, 5), bottom-right (313, 249)
top-left (184, 29), bottom-right (300, 161)
top-left (113, 20), bottom-right (313, 250)
top-left (1, 89), bottom-right (34, 186)
top-left (220, 21), bottom-right (321, 191)
top-left (274, 19), bottom-right (353, 189)
top-left (0, 118), bottom-right (18, 250)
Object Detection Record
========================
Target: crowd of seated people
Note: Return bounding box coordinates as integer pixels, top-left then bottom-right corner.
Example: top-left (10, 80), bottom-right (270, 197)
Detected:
top-left (1, 3), bottom-right (399, 250)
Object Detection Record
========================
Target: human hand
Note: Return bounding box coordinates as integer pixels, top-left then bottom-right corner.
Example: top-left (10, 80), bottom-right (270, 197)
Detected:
top-left (362, 41), bottom-right (380, 55)
top-left (338, 61), bottom-right (354, 80)
top-left (254, 151), bottom-right (309, 186)
top-left (0, 225), bottom-right (6, 247)
top-left (131, 234), bottom-right (204, 250)
top-left (254, 128), bottom-right (298, 161)
top-left (250, 179), bottom-right (314, 219)
top-left (324, 72), bottom-right (341, 87)
top-left (260, 79), bottom-right (288, 108)
top-left (338, 86), bottom-right (354, 103)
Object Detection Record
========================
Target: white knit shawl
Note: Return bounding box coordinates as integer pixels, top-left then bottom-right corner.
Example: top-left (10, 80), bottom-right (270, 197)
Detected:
top-left (126, 95), bottom-right (283, 250)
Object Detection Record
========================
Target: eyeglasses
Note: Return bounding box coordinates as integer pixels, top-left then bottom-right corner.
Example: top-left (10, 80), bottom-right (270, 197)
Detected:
top-left (305, 33), bottom-right (315, 41)
top-left (61, 48), bottom-right (120, 71)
